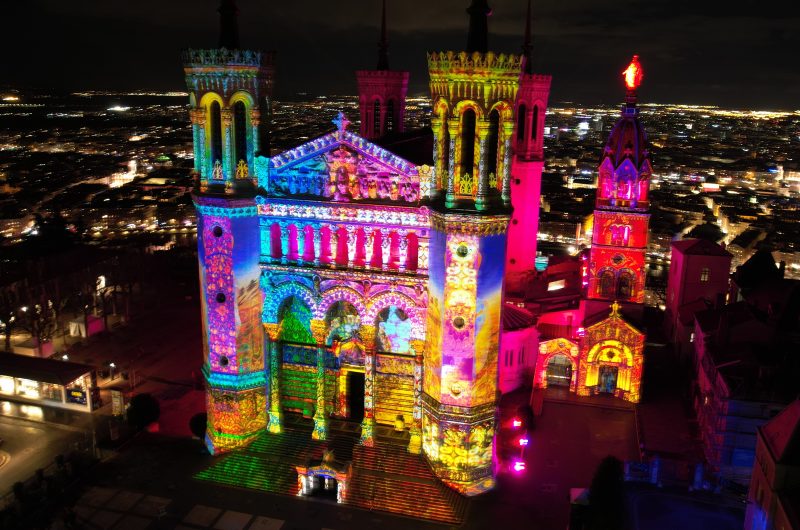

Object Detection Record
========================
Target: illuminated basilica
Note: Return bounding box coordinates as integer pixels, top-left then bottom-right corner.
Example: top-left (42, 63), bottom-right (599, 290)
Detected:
top-left (187, 0), bottom-right (648, 499)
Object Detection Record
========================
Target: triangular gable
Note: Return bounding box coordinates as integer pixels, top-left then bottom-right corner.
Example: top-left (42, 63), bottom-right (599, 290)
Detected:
top-left (262, 130), bottom-right (421, 203)
top-left (270, 130), bottom-right (417, 177)
top-left (585, 309), bottom-right (644, 339)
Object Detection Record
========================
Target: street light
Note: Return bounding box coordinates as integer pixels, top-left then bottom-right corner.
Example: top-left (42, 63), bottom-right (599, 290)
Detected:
top-left (62, 354), bottom-right (69, 361)
top-left (109, 362), bottom-right (116, 380)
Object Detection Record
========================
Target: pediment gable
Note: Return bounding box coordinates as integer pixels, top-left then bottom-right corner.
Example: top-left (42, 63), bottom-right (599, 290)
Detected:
top-left (260, 130), bottom-right (420, 204)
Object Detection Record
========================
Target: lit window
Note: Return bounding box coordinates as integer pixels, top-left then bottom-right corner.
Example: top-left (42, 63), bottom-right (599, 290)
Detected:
top-left (700, 268), bottom-right (710, 282)
top-left (547, 279), bottom-right (566, 291)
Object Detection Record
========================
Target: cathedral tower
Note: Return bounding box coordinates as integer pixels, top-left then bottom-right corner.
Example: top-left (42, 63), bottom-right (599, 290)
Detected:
top-left (587, 56), bottom-right (651, 308)
top-left (506, 0), bottom-right (551, 285)
top-left (185, 0), bottom-right (274, 454)
top-left (356, 0), bottom-right (409, 140)
top-left (422, 0), bottom-right (522, 495)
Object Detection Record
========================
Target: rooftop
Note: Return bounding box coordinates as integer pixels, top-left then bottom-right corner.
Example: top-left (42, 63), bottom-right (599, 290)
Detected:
top-left (0, 352), bottom-right (94, 386)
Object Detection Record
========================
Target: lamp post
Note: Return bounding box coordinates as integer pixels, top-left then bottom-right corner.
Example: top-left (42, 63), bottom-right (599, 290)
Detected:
top-left (109, 362), bottom-right (116, 381)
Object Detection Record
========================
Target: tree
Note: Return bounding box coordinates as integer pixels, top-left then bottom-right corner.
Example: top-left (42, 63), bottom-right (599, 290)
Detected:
top-left (126, 393), bottom-right (160, 431)
top-left (189, 412), bottom-right (207, 439)
top-left (588, 456), bottom-right (626, 530)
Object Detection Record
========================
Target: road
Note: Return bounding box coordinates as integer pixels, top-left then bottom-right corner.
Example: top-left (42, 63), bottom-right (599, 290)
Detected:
top-left (0, 410), bottom-right (89, 495)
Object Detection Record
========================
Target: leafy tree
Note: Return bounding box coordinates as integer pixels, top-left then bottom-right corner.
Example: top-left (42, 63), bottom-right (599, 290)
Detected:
top-left (126, 393), bottom-right (160, 431)
top-left (588, 455), bottom-right (626, 530)
top-left (189, 412), bottom-right (207, 439)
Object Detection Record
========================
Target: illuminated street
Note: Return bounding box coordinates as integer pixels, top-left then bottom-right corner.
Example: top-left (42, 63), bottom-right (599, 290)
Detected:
top-left (0, 411), bottom-right (89, 495)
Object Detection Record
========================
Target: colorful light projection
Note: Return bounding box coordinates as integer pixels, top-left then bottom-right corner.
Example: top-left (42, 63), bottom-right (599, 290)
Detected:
top-left (441, 235), bottom-right (480, 407)
top-left (577, 302), bottom-right (644, 403)
top-left (265, 128), bottom-right (422, 204)
top-left (197, 197), bottom-right (266, 454)
top-left (376, 306), bottom-right (412, 354)
top-left (534, 338), bottom-right (580, 392)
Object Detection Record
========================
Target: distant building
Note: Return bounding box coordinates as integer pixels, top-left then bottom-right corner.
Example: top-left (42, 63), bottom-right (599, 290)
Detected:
top-left (744, 400), bottom-right (800, 530)
top-left (664, 238), bottom-right (732, 361)
top-left (690, 251), bottom-right (800, 486)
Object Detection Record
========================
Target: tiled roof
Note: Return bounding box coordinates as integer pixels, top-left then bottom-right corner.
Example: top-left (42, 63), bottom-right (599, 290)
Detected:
top-left (761, 400), bottom-right (800, 465)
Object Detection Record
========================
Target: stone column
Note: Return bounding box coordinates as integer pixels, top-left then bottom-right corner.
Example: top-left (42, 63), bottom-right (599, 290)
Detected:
top-left (221, 108), bottom-right (233, 182)
top-left (445, 119), bottom-right (458, 207)
top-left (265, 325), bottom-right (283, 434)
top-left (312, 224), bottom-right (322, 266)
top-left (190, 108), bottom-right (206, 175)
top-left (329, 225), bottom-right (339, 267)
top-left (430, 116), bottom-right (440, 194)
top-left (381, 231), bottom-right (392, 271)
top-left (364, 229), bottom-right (375, 269)
top-left (502, 125), bottom-right (514, 205)
top-left (346, 226), bottom-right (357, 268)
top-left (296, 224), bottom-right (306, 264)
top-left (475, 121), bottom-right (490, 210)
top-left (408, 345), bottom-right (424, 454)
top-left (398, 230), bottom-right (408, 272)
top-left (312, 345), bottom-right (328, 440)
top-left (360, 326), bottom-right (377, 446)
top-left (278, 222), bottom-right (289, 264)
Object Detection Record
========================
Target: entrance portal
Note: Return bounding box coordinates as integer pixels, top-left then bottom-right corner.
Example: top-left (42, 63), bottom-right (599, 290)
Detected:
top-left (598, 365), bottom-right (619, 394)
top-left (546, 354), bottom-right (572, 387)
top-left (346, 371), bottom-right (365, 422)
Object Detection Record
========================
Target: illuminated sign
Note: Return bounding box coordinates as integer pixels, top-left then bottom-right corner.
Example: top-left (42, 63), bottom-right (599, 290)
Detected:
top-left (67, 388), bottom-right (87, 405)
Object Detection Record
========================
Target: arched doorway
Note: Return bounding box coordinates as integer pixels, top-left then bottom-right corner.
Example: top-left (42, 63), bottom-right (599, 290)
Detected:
top-left (598, 365), bottom-right (619, 394)
top-left (546, 354), bottom-right (573, 387)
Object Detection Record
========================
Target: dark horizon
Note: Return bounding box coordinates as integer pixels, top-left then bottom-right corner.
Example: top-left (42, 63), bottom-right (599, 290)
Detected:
top-left (3, 0), bottom-right (800, 110)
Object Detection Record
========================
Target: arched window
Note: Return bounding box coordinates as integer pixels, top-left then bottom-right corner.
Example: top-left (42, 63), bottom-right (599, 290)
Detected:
top-left (617, 271), bottom-right (635, 300)
top-left (233, 101), bottom-right (247, 166)
top-left (487, 109), bottom-right (500, 183)
top-left (373, 99), bottom-right (381, 136)
top-left (517, 104), bottom-right (526, 142)
top-left (460, 108), bottom-right (476, 182)
top-left (531, 105), bottom-right (539, 140)
top-left (386, 100), bottom-right (395, 133)
top-left (599, 270), bottom-right (615, 298)
top-left (209, 101), bottom-right (223, 165)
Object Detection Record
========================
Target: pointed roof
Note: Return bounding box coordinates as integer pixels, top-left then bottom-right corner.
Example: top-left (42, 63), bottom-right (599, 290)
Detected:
top-left (671, 238), bottom-right (732, 258)
top-left (522, 0), bottom-right (534, 75)
top-left (218, 0), bottom-right (240, 49)
top-left (600, 56), bottom-right (649, 171)
top-left (733, 249), bottom-right (783, 291)
top-left (377, 0), bottom-right (390, 70)
top-left (466, 0), bottom-right (491, 53)
top-left (761, 400), bottom-right (800, 465)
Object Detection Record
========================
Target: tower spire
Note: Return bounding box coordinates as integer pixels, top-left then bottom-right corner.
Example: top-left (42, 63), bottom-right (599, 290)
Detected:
top-left (218, 0), bottom-right (240, 49)
top-left (377, 0), bottom-right (390, 70)
top-left (466, 0), bottom-right (491, 53)
top-left (522, 0), bottom-right (534, 74)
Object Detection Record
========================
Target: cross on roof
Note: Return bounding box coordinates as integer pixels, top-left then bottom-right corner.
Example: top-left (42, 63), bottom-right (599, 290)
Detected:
top-left (332, 112), bottom-right (350, 133)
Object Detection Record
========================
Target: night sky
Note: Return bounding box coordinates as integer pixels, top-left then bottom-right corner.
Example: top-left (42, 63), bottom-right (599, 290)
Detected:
top-left (3, 0), bottom-right (799, 108)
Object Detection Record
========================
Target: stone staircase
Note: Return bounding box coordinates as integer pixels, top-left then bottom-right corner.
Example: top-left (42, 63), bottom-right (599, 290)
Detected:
top-left (347, 445), bottom-right (469, 525)
top-left (195, 420), bottom-right (468, 525)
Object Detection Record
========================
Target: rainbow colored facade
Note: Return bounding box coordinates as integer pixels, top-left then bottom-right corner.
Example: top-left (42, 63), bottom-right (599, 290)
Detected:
top-left (186, 0), bottom-right (550, 496)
